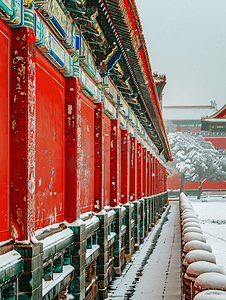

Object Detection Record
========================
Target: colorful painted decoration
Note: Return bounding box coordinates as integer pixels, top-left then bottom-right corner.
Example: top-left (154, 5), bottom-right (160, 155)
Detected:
top-left (0, 0), bottom-right (24, 26)
top-left (34, 13), bottom-right (73, 77)
top-left (100, 45), bottom-right (122, 78)
top-left (80, 69), bottom-right (101, 102)
top-left (35, 0), bottom-right (77, 59)
top-left (103, 96), bottom-right (117, 119)
top-left (80, 35), bottom-right (97, 78)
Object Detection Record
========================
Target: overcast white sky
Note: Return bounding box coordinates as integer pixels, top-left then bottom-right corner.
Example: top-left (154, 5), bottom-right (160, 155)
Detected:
top-left (135, 0), bottom-right (226, 110)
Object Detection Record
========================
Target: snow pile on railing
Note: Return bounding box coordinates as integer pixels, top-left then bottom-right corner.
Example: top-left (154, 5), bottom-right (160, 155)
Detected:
top-left (180, 192), bottom-right (226, 299)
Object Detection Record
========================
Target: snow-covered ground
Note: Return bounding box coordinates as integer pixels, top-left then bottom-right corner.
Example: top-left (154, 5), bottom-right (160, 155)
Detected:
top-left (188, 195), bottom-right (226, 270)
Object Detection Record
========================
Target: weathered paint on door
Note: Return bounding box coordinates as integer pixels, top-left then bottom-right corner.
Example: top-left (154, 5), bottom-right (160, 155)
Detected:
top-left (104, 113), bottom-right (111, 207)
top-left (80, 93), bottom-right (95, 214)
top-left (35, 50), bottom-right (65, 229)
top-left (0, 19), bottom-right (11, 241)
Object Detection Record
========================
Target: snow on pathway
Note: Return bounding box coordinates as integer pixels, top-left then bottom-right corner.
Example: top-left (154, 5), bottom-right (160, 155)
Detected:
top-left (107, 201), bottom-right (182, 299)
top-left (131, 201), bottom-right (181, 300)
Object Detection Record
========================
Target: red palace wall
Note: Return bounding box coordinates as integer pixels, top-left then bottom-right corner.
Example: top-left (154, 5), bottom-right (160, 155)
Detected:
top-left (36, 50), bottom-right (65, 229)
top-left (204, 137), bottom-right (226, 150)
top-left (0, 20), bottom-right (11, 241)
top-left (168, 174), bottom-right (226, 191)
top-left (0, 26), bottom-right (168, 242)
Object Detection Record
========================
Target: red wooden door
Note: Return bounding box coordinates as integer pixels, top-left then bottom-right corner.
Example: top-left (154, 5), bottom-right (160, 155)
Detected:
top-left (35, 50), bottom-right (65, 229)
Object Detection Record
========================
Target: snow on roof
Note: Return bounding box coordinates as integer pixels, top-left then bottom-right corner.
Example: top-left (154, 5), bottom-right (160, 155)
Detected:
top-left (202, 118), bottom-right (226, 123)
top-left (194, 272), bottom-right (226, 292)
top-left (186, 261), bottom-right (225, 278)
top-left (163, 106), bottom-right (216, 121)
top-left (202, 104), bottom-right (226, 120)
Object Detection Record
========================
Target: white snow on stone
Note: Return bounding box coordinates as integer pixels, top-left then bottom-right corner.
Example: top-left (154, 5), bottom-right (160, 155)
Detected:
top-left (183, 232), bottom-right (206, 244)
top-left (184, 249), bottom-right (216, 266)
top-left (42, 265), bottom-right (74, 297)
top-left (181, 213), bottom-right (198, 220)
top-left (0, 250), bottom-right (21, 269)
top-left (186, 261), bottom-right (226, 278)
top-left (0, 239), bottom-right (13, 247)
top-left (183, 222), bottom-right (202, 230)
top-left (40, 228), bottom-right (73, 249)
top-left (182, 218), bottom-right (199, 226)
top-left (194, 272), bottom-right (226, 292)
top-left (184, 240), bottom-right (212, 254)
top-left (193, 290), bottom-right (226, 300)
top-left (183, 227), bottom-right (203, 235)
top-left (86, 244), bottom-right (100, 260)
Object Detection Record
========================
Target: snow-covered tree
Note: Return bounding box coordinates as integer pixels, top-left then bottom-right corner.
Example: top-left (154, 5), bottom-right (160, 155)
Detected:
top-left (167, 132), bottom-right (226, 198)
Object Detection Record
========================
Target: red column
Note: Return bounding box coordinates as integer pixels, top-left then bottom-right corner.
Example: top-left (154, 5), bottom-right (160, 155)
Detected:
top-left (121, 129), bottom-right (130, 204)
top-left (163, 167), bottom-right (165, 192)
top-left (110, 119), bottom-right (121, 207)
top-left (156, 159), bottom-right (159, 194)
top-left (10, 28), bottom-right (36, 240)
top-left (160, 164), bottom-right (163, 193)
top-left (165, 167), bottom-right (167, 192)
top-left (158, 161), bottom-right (161, 194)
top-left (137, 143), bottom-right (143, 199)
top-left (65, 77), bottom-right (82, 222)
top-left (130, 136), bottom-right (137, 201)
top-left (0, 20), bottom-right (11, 242)
top-left (150, 154), bottom-right (153, 196)
top-left (142, 147), bottom-right (147, 197)
top-left (147, 151), bottom-right (150, 196)
top-left (160, 164), bottom-right (162, 193)
top-left (153, 157), bottom-right (156, 195)
top-left (94, 102), bottom-right (105, 212)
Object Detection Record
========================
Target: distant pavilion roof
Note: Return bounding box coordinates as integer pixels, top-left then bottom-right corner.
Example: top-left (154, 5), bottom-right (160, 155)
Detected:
top-left (201, 104), bottom-right (226, 120)
top-left (163, 105), bottom-right (217, 121)
top-left (201, 105), bottom-right (226, 131)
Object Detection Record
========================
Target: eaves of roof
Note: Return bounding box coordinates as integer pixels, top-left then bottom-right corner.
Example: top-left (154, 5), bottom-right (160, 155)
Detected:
top-left (98, 0), bottom-right (172, 161)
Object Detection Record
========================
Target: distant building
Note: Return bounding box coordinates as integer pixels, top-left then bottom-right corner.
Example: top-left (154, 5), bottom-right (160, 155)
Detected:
top-left (201, 104), bottom-right (226, 133)
top-left (167, 102), bottom-right (226, 194)
top-left (153, 73), bottom-right (167, 111)
top-left (201, 104), bottom-right (226, 150)
top-left (163, 101), bottom-right (217, 133)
